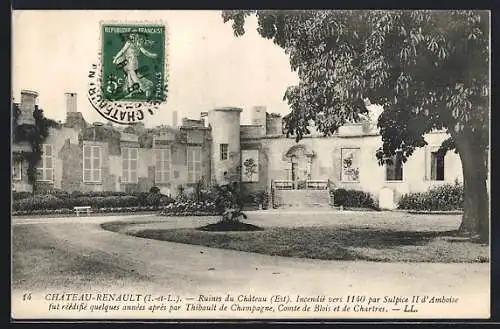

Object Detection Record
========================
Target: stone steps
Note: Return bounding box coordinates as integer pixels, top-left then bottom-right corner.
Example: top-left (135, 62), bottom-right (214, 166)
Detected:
top-left (272, 189), bottom-right (332, 209)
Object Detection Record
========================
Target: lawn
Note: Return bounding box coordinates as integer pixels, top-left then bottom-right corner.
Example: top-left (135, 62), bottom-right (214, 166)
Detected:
top-left (12, 224), bottom-right (151, 290)
top-left (104, 223), bottom-right (489, 263)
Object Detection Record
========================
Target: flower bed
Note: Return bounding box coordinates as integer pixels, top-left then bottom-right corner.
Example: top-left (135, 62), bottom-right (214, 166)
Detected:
top-left (159, 200), bottom-right (219, 217)
top-left (12, 185), bottom-right (256, 217)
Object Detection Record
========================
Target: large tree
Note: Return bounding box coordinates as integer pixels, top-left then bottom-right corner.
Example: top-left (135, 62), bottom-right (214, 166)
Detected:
top-left (222, 10), bottom-right (489, 243)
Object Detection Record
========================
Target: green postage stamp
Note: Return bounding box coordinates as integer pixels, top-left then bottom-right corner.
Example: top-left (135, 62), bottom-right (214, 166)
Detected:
top-left (87, 22), bottom-right (169, 124)
top-left (101, 24), bottom-right (166, 102)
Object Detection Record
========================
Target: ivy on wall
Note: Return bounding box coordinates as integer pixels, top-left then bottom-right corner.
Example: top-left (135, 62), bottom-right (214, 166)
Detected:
top-left (12, 103), bottom-right (60, 191)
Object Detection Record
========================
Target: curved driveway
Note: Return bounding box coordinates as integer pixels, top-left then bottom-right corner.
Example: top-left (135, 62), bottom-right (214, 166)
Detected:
top-left (12, 212), bottom-right (490, 319)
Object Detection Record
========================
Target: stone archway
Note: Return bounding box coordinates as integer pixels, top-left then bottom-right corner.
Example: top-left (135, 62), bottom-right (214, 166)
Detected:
top-left (282, 144), bottom-right (315, 182)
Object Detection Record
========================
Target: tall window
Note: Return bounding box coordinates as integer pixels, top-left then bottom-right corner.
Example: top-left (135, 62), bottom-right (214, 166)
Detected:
top-left (37, 144), bottom-right (54, 181)
top-left (12, 160), bottom-right (22, 181)
top-left (386, 153), bottom-right (403, 181)
top-left (122, 148), bottom-right (138, 183)
top-left (220, 143), bottom-right (228, 160)
top-left (187, 147), bottom-right (202, 183)
top-left (155, 148), bottom-right (171, 183)
top-left (83, 145), bottom-right (101, 183)
top-left (431, 151), bottom-right (445, 181)
top-left (341, 148), bottom-right (360, 182)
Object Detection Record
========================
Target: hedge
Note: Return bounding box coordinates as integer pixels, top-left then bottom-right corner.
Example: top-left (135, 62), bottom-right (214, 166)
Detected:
top-left (12, 193), bottom-right (173, 212)
top-left (398, 181), bottom-right (463, 211)
top-left (12, 206), bottom-right (160, 217)
top-left (330, 188), bottom-right (378, 209)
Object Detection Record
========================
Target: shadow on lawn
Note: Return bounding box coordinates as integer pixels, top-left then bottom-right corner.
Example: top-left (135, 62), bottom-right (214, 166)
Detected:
top-left (101, 222), bottom-right (487, 262)
top-left (335, 228), bottom-right (460, 249)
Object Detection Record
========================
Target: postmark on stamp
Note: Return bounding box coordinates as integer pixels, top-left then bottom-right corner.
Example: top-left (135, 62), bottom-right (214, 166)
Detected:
top-left (87, 21), bottom-right (169, 124)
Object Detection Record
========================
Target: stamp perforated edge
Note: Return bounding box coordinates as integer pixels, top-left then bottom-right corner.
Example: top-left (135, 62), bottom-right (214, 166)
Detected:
top-left (87, 20), bottom-right (171, 125)
top-left (97, 19), bottom-right (170, 104)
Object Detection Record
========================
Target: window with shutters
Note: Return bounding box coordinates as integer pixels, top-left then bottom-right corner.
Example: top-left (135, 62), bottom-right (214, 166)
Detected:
top-left (83, 145), bottom-right (102, 183)
top-left (155, 148), bottom-right (171, 183)
top-left (122, 147), bottom-right (138, 183)
top-left (37, 144), bottom-right (54, 182)
top-left (187, 146), bottom-right (202, 183)
top-left (385, 153), bottom-right (404, 181)
top-left (12, 160), bottom-right (22, 181)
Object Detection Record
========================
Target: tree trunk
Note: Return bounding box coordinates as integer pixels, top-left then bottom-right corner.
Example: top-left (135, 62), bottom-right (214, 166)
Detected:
top-left (455, 135), bottom-right (489, 244)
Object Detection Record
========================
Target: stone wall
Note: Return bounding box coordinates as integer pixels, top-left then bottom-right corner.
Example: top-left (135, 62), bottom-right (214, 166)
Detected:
top-left (263, 130), bottom-right (463, 205)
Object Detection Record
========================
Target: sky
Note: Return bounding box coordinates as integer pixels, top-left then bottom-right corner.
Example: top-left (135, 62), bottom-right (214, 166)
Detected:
top-left (12, 10), bottom-right (300, 126)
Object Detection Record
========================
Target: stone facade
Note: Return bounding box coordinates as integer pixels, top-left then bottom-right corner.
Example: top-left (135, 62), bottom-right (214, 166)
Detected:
top-left (12, 91), bottom-right (464, 207)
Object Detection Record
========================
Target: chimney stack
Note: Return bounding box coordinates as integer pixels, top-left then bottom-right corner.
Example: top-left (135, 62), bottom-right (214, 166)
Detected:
top-left (200, 111), bottom-right (209, 128)
top-left (172, 110), bottom-right (178, 128)
top-left (65, 92), bottom-right (77, 113)
top-left (19, 90), bottom-right (38, 125)
top-left (251, 105), bottom-right (267, 135)
top-left (64, 92), bottom-right (87, 130)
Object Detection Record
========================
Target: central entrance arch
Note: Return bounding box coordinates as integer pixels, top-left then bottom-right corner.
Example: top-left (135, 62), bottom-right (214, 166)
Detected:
top-left (282, 144), bottom-right (315, 184)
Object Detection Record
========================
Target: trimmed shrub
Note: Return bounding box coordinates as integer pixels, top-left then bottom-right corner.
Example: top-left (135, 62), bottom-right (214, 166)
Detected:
top-left (398, 181), bottom-right (463, 211)
top-left (13, 194), bottom-right (65, 211)
top-left (149, 186), bottom-right (161, 194)
top-left (238, 190), bottom-right (270, 210)
top-left (70, 191), bottom-right (130, 198)
top-left (12, 192), bottom-right (174, 214)
top-left (12, 191), bottom-right (32, 201)
top-left (331, 188), bottom-right (377, 209)
top-left (254, 190), bottom-right (269, 209)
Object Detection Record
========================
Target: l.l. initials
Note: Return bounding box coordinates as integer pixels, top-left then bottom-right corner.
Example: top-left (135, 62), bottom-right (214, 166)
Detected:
top-left (404, 304), bottom-right (418, 313)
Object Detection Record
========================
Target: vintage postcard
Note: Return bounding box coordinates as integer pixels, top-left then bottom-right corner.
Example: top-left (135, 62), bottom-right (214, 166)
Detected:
top-left (11, 10), bottom-right (491, 320)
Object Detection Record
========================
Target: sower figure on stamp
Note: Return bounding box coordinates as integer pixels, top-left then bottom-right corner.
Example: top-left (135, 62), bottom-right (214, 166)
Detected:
top-left (112, 33), bottom-right (157, 98)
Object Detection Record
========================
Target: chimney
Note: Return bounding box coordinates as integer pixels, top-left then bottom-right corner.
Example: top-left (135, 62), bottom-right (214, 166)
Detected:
top-left (65, 92), bottom-right (77, 113)
top-left (19, 90), bottom-right (38, 125)
top-left (200, 111), bottom-right (208, 128)
top-left (251, 105), bottom-right (267, 135)
top-left (64, 92), bottom-right (87, 130)
top-left (172, 110), bottom-right (178, 128)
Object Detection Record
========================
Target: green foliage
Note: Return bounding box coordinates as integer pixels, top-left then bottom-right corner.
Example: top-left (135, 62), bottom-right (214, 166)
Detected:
top-left (145, 193), bottom-right (162, 208)
top-left (331, 188), bottom-right (377, 209)
top-left (14, 195), bottom-right (64, 211)
top-left (149, 186), bottom-right (161, 194)
top-left (398, 180), bottom-right (464, 211)
top-left (12, 191), bottom-right (175, 213)
top-left (12, 191), bottom-right (33, 200)
top-left (222, 10), bottom-right (489, 162)
top-left (176, 185), bottom-right (186, 201)
top-left (12, 104), bottom-right (60, 189)
top-left (254, 190), bottom-right (269, 209)
top-left (239, 188), bottom-right (269, 209)
top-left (193, 180), bottom-right (204, 202)
top-left (220, 208), bottom-right (248, 223)
top-left (159, 200), bottom-right (218, 216)
top-left (138, 129), bottom-right (155, 148)
top-left (70, 190), bottom-right (129, 197)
